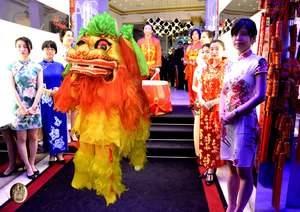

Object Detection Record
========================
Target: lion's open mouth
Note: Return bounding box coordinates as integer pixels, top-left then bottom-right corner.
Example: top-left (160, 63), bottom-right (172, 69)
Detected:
top-left (67, 57), bottom-right (117, 81)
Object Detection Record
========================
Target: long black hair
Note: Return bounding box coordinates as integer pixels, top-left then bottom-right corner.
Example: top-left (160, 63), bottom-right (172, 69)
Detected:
top-left (15, 36), bottom-right (32, 53)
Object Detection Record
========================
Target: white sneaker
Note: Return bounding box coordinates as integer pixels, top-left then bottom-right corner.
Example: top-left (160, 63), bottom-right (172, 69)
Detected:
top-left (134, 165), bottom-right (143, 171)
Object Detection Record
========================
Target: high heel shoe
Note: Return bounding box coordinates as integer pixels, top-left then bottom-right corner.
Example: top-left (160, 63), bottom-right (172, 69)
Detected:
top-left (205, 172), bottom-right (215, 185)
top-left (0, 168), bottom-right (16, 177)
top-left (56, 154), bottom-right (65, 164)
top-left (34, 170), bottom-right (40, 176)
top-left (27, 174), bottom-right (36, 180)
top-left (56, 159), bottom-right (65, 164)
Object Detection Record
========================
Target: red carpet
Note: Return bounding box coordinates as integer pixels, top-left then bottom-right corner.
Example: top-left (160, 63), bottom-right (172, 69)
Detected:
top-left (199, 166), bottom-right (226, 212)
top-left (1, 154), bottom-right (73, 212)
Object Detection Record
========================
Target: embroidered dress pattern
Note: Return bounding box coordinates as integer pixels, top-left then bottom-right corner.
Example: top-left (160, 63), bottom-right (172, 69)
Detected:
top-left (220, 51), bottom-right (268, 167)
top-left (9, 60), bottom-right (42, 130)
top-left (40, 60), bottom-right (67, 155)
top-left (198, 59), bottom-right (226, 168)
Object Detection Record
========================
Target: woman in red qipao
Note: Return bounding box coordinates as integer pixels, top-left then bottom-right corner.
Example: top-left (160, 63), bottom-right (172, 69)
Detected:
top-left (197, 40), bottom-right (226, 185)
top-left (138, 24), bottom-right (162, 80)
top-left (184, 28), bottom-right (202, 108)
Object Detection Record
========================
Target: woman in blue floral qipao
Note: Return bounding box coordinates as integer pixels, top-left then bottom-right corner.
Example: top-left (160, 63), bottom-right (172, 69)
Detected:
top-left (40, 40), bottom-right (67, 164)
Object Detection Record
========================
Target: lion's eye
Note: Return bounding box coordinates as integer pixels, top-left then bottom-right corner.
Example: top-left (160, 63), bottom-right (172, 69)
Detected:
top-left (95, 39), bottom-right (111, 51)
top-left (76, 40), bottom-right (86, 46)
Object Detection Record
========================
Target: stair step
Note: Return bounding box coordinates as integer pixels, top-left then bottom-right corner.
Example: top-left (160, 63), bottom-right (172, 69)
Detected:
top-left (147, 139), bottom-right (194, 149)
top-left (151, 105), bottom-right (194, 124)
top-left (151, 116), bottom-right (194, 124)
top-left (150, 125), bottom-right (193, 139)
top-left (147, 148), bottom-right (195, 157)
top-left (150, 125), bottom-right (194, 132)
top-left (151, 123), bottom-right (193, 127)
top-left (148, 138), bottom-right (194, 142)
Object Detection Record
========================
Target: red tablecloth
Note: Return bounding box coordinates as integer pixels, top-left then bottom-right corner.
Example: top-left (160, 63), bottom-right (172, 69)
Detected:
top-left (142, 80), bottom-right (172, 116)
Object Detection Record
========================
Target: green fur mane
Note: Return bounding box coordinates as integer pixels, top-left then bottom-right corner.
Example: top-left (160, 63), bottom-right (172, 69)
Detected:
top-left (120, 24), bottom-right (149, 76)
top-left (79, 12), bottom-right (118, 37)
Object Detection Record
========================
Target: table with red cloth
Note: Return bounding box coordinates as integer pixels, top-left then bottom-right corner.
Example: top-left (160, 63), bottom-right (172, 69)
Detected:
top-left (142, 80), bottom-right (172, 116)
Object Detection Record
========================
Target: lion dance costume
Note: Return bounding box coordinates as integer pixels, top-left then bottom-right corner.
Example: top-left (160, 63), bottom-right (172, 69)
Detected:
top-left (54, 13), bottom-right (150, 205)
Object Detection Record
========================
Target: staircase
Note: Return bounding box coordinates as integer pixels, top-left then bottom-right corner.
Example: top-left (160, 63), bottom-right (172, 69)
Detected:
top-left (147, 105), bottom-right (195, 157)
top-left (0, 104), bottom-right (195, 158)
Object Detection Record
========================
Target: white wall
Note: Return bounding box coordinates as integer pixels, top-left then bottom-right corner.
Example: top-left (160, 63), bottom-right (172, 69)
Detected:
top-left (36, 0), bottom-right (69, 15)
top-left (0, 19), bottom-right (62, 69)
top-left (219, 0), bottom-right (232, 14)
top-left (0, 19), bottom-right (64, 126)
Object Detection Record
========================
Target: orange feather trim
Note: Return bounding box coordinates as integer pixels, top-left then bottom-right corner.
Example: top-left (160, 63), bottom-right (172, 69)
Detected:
top-left (55, 67), bottom-right (149, 131)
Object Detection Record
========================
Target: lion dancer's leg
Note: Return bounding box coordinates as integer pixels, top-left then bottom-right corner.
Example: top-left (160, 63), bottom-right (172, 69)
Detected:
top-left (72, 143), bottom-right (94, 190)
top-left (127, 120), bottom-right (149, 171)
top-left (91, 144), bottom-right (126, 205)
top-left (128, 140), bottom-right (147, 171)
top-left (72, 143), bottom-right (126, 205)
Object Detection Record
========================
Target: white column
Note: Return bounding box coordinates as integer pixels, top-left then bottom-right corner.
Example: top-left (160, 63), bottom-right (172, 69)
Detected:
top-left (205, 0), bottom-right (219, 36)
top-left (73, 0), bottom-right (109, 37)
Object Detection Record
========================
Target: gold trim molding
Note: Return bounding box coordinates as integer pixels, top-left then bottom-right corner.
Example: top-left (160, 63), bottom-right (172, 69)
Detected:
top-left (109, 5), bottom-right (205, 15)
top-left (222, 9), bottom-right (258, 16)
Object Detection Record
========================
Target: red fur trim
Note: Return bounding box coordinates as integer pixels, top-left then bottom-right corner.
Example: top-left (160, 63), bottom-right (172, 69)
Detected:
top-left (54, 74), bottom-right (79, 112)
top-left (55, 66), bottom-right (149, 131)
top-left (119, 37), bottom-right (141, 77)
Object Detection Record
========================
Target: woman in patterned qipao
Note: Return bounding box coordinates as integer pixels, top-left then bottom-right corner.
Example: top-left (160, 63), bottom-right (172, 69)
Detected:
top-left (197, 40), bottom-right (226, 185)
top-left (40, 40), bottom-right (67, 164)
top-left (220, 18), bottom-right (268, 212)
top-left (9, 37), bottom-right (43, 179)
